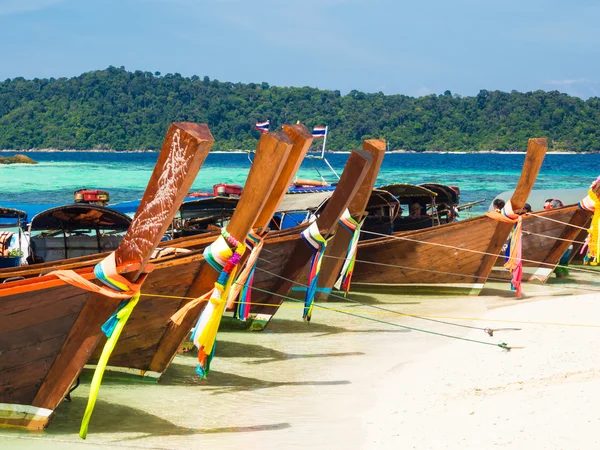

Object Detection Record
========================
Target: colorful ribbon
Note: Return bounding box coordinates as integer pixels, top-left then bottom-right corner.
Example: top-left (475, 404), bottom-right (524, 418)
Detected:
top-left (227, 231), bottom-right (264, 321)
top-left (300, 221), bottom-right (332, 321)
top-left (50, 252), bottom-right (144, 439)
top-left (333, 209), bottom-right (365, 296)
top-left (579, 177), bottom-right (600, 266)
top-left (190, 229), bottom-right (245, 378)
top-left (486, 201), bottom-right (523, 297)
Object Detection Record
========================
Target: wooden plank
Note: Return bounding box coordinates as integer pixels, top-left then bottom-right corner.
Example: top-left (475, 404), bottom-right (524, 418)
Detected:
top-left (0, 290), bottom-right (84, 335)
top-left (0, 355), bottom-right (56, 404)
top-left (29, 122), bottom-right (214, 416)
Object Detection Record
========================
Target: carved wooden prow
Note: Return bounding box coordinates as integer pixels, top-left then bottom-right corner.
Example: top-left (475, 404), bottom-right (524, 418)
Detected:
top-left (254, 124), bottom-right (314, 229)
top-left (315, 139), bottom-right (386, 301)
top-left (148, 131), bottom-right (295, 372)
top-left (30, 123), bottom-right (214, 412)
top-left (507, 138), bottom-right (548, 211)
top-left (474, 137), bottom-right (548, 282)
top-left (117, 123), bottom-right (214, 278)
top-left (248, 146), bottom-right (376, 324)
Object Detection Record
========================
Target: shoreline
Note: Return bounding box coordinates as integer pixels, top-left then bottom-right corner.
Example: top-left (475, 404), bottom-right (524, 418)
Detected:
top-left (0, 149), bottom-right (592, 155)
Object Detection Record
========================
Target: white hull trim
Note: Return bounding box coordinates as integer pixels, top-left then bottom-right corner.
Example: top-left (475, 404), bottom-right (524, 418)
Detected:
top-left (492, 266), bottom-right (553, 282)
top-left (0, 403), bottom-right (53, 424)
top-left (352, 282), bottom-right (485, 295)
top-left (83, 364), bottom-right (162, 380)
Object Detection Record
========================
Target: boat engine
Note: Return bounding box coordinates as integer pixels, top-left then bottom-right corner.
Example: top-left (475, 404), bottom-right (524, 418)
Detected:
top-left (74, 189), bottom-right (110, 206)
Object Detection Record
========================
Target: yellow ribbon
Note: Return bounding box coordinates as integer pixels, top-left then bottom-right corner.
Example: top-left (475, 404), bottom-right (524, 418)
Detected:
top-left (79, 292), bottom-right (140, 439)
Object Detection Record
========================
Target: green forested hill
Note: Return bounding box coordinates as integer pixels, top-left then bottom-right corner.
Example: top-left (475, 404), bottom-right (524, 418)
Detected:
top-left (1, 66), bottom-right (599, 152)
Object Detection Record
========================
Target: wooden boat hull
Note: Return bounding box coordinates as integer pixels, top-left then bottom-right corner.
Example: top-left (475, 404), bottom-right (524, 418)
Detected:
top-left (349, 214), bottom-right (506, 295)
top-left (88, 252), bottom-right (206, 377)
top-left (491, 206), bottom-right (591, 283)
top-left (0, 282), bottom-right (101, 429)
top-left (0, 123), bottom-right (214, 430)
top-left (88, 233), bottom-right (303, 373)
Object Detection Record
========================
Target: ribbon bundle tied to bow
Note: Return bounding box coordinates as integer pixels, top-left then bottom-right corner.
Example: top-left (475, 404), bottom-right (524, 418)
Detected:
top-left (187, 229), bottom-right (246, 378)
top-left (301, 221), bottom-right (332, 321)
top-left (333, 209), bottom-right (365, 296)
top-left (486, 201), bottom-right (523, 297)
top-left (51, 252), bottom-right (145, 439)
top-left (226, 231), bottom-right (264, 321)
top-left (579, 177), bottom-right (600, 266)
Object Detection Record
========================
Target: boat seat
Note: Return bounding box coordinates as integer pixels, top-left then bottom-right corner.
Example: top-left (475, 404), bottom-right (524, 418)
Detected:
top-left (30, 235), bottom-right (124, 263)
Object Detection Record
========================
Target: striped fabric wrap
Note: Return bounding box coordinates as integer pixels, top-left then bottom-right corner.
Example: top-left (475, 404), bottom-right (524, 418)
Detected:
top-left (301, 221), bottom-right (332, 321)
top-left (49, 252), bottom-right (145, 439)
top-left (192, 229), bottom-right (246, 378)
top-left (579, 178), bottom-right (600, 265)
top-left (334, 209), bottom-right (366, 295)
top-left (226, 231), bottom-right (263, 321)
top-left (486, 201), bottom-right (523, 297)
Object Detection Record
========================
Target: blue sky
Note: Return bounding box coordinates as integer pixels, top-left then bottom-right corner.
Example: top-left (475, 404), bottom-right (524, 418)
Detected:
top-left (1, 0), bottom-right (599, 98)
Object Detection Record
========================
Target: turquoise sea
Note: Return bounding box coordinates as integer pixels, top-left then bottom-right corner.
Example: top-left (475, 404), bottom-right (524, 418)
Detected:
top-left (1, 151), bottom-right (599, 216)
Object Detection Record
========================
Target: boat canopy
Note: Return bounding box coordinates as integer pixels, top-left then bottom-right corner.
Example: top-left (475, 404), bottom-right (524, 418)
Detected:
top-left (418, 183), bottom-right (459, 205)
top-left (365, 189), bottom-right (399, 210)
top-left (0, 207), bottom-right (27, 228)
top-left (179, 197), bottom-right (238, 220)
top-left (29, 204), bottom-right (132, 232)
top-left (379, 184), bottom-right (438, 199)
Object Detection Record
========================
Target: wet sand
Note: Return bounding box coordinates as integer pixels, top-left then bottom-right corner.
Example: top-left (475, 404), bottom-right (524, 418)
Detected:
top-left (1, 272), bottom-right (599, 449)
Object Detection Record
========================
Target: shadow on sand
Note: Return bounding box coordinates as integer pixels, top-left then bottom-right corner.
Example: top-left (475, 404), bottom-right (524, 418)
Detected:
top-left (160, 359), bottom-right (352, 395)
top-left (201, 339), bottom-right (364, 364)
top-left (47, 397), bottom-right (290, 440)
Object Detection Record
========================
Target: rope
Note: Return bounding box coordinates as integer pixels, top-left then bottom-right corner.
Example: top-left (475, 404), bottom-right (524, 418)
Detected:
top-left (522, 230), bottom-right (586, 245)
top-left (525, 211), bottom-right (590, 231)
top-left (254, 265), bottom-right (496, 334)
top-left (244, 283), bottom-right (511, 350)
top-left (137, 292), bottom-right (600, 330)
top-left (358, 229), bottom-right (600, 276)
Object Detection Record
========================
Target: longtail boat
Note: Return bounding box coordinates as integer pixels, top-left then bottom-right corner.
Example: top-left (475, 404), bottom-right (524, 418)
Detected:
top-left (491, 179), bottom-right (600, 283)
top-left (245, 139), bottom-right (386, 330)
top-left (87, 129), bottom-right (375, 378)
top-left (86, 125), bottom-right (307, 378)
top-left (0, 122), bottom-right (213, 430)
top-left (334, 138), bottom-right (548, 296)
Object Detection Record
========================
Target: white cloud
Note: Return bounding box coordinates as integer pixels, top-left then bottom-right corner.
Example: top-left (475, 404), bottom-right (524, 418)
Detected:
top-left (545, 78), bottom-right (596, 86)
top-left (544, 79), bottom-right (599, 99)
top-left (414, 86), bottom-right (433, 97)
top-left (0, 0), bottom-right (67, 16)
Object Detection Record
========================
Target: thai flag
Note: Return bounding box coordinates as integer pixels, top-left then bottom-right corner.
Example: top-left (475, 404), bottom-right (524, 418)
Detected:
top-left (312, 126), bottom-right (327, 138)
top-left (254, 120), bottom-right (270, 133)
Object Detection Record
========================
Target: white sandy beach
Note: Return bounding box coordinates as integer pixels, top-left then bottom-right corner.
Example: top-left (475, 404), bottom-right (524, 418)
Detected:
top-left (365, 290), bottom-right (600, 449)
top-left (1, 275), bottom-right (599, 450)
